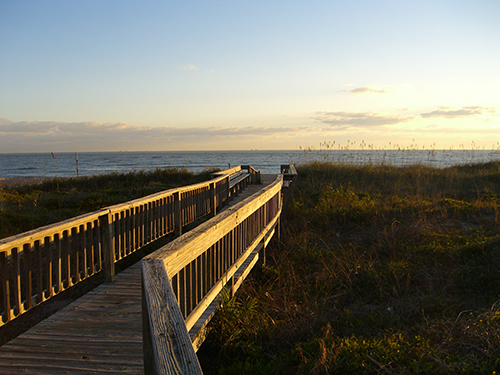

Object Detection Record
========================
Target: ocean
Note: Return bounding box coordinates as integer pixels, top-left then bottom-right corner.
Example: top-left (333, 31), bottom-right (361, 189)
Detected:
top-left (1, 150), bottom-right (500, 178)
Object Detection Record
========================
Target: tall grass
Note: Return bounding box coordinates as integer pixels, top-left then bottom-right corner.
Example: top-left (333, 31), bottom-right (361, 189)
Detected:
top-left (199, 161), bottom-right (500, 374)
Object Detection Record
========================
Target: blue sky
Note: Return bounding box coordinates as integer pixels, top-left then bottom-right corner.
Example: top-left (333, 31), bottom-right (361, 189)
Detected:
top-left (1, 0), bottom-right (498, 152)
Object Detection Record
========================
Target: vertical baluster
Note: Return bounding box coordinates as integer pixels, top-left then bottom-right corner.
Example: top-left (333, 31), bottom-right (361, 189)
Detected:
top-left (190, 191), bottom-right (194, 223)
top-left (54, 233), bottom-right (62, 293)
top-left (147, 202), bottom-right (152, 243)
top-left (87, 222), bottom-right (94, 276)
top-left (165, 197), bottom-right (170, 234)
top-left (223, 234), bottom-right (228, 274)
top-left (218, 239), bottom-right (223, 279)
top-left (131, 207), bottom-right (137, 252)
top-left (114, 213), bottom-right (121, 261)
top-left (196, 256), bottom-right (201, 307)
top-left (189, 190), bottom-right (192, 221)
top-left (207, 245), bottom-right (212, 292)
top-left (150, 202), bottom-right (155, 241)
top-left (153, 201), bottom-right (157, 240)
top-left (140, 205), bottom-right (145, 247)
top-left (235, 225), bottom-right (240, 258)
top-left (214, 241), bottom-right (219, 281)
top-left (144, 203), bottom-right (149, 244)
top-left (99, 212), bottom-right (115, 283)
top-left (1, 251), bottom-right (11, 323)
top-left (35, 240), bottom-right (43, 303)
top-left (80, 224), bottom-right (87, 280)
top-left (123, 210), bottom-right (128, 255)
top-left (179, 268), bottom-right (186, 318)
top-left (174, 192), bottom-right (182, 237)
top-left (193, 189), bottom-right (197, 221)
top-left (13, 248), bottom-right (22, 316)
top-left (44, 236), bottom-right (53, 299)
top-left (160, 198), bottom-right (165, 235)
top-left (167, 196), bottom-right (172, 233)
top-left (71, 227), bottom-right (80, 284)
top-left (95, 220), bottom-right (102, 273)
top-left (187, 262), bottom-right (193, 315)
top-left (156, 200), bottom-right (160, 239)
top-left (127, 207), bottom-right (136, 252)
top-left (241, 223), bottom-right (245, 256)
top-left (201, 251), bottom-right (206, 298)
top-left (63, 230), bottom-right (71, 288)
top-left (125, 209), bottom-right (131, 255)
top-left (129, 208), bottom-right (135, 252)
top-left (23, 244), bottom-right (32, 311)
top-left (120, 211), bottom-right (125, 255)
top-left (231, 230), bottom-right (236, 265)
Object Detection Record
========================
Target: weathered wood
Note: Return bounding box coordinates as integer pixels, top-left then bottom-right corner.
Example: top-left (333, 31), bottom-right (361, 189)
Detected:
top-left (99, 212), bottom-right (115, 283)
top-left (0, 263), bottom-right (144, 374)
top-left (184, 213), bottom-right (280, 332)
top-left (142, 174), bottom-right (284, 375)
top-left (152, 175), bottom-right (283, 277)
top-left (142, 259), bottom-right (203, 375)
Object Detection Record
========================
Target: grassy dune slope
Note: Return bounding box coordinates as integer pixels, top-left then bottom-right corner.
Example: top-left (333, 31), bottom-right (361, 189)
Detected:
top-left (200, 162), bottom-right (500, 374)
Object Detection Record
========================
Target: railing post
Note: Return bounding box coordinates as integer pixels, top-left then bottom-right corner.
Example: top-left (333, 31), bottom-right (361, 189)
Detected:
top-left (225, 176), bottom-right (230, 205)
top-left (99, 211), bottom-right (115, 282)
top-left (174, 191), bottom-right (182, 237)
top-left (210, 182), bottom-right (217, 217)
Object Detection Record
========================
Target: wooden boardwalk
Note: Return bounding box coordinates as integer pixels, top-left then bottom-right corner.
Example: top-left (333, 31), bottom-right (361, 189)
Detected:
top-left (0, 175), bottom-right (276, 375)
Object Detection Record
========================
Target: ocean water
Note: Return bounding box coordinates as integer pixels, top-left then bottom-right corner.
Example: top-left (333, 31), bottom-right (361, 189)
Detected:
top-left (1, 150), bottom-right (500, 178)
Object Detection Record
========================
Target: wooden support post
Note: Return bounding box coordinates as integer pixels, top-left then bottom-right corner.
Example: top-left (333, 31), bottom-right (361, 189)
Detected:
top-left (174, 191), bottom-right (182, 237)
top-left (99, 211), bottom-right (115, 282)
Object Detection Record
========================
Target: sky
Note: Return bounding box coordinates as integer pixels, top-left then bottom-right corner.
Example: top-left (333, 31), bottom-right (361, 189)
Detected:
top-left (1, 0), bottom-right (499, 152)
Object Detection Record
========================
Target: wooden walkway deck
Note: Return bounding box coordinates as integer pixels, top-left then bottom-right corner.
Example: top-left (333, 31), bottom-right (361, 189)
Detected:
top-left (0, 175), bottom-right (276, 375)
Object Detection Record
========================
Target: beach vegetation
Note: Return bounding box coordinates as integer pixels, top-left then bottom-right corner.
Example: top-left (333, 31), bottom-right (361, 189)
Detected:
top-left (0, 167), bottom-right (215, 239)
top-left (199, 161), bottom-right (500, 374)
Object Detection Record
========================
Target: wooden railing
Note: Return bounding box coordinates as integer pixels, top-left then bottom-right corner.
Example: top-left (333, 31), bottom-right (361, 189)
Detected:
top-left (0, 166), bottom-right (255, 327)
top-left (142, 173), bottom-right (284, 375)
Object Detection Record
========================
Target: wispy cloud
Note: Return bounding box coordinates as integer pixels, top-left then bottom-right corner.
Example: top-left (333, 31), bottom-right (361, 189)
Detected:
top-left (347, 86), bottom-right (399, 95)
top-left (421, 106), bottom-right (500, 119)
top-left (313, 111), bottom-right (414, 127)
top-left (179, 64), bottom-right (199, 70)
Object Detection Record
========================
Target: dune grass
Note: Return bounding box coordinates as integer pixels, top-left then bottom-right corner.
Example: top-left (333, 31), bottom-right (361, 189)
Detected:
top-left (0, 168), bottom-right (215, 239)
top-left (199, 161), bottom-right (500, 374)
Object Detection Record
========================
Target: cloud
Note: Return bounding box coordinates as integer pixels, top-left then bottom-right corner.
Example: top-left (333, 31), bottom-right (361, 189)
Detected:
top-left (179, 65), bottom-right (199, 70)
top-left (313, 111), bottom-right (414, 127)
top-left (347, 86), bottom-right (399, 95)
top-left (421, 106), bottom-right (500, 119)
top-left (0, 120), bottom-right (319, 152)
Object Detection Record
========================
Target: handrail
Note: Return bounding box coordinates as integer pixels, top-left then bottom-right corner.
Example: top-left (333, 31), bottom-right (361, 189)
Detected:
top-left (142, 174), bottom-right (283, 375)
top-left (0, 167), bottom-right (251, 327)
